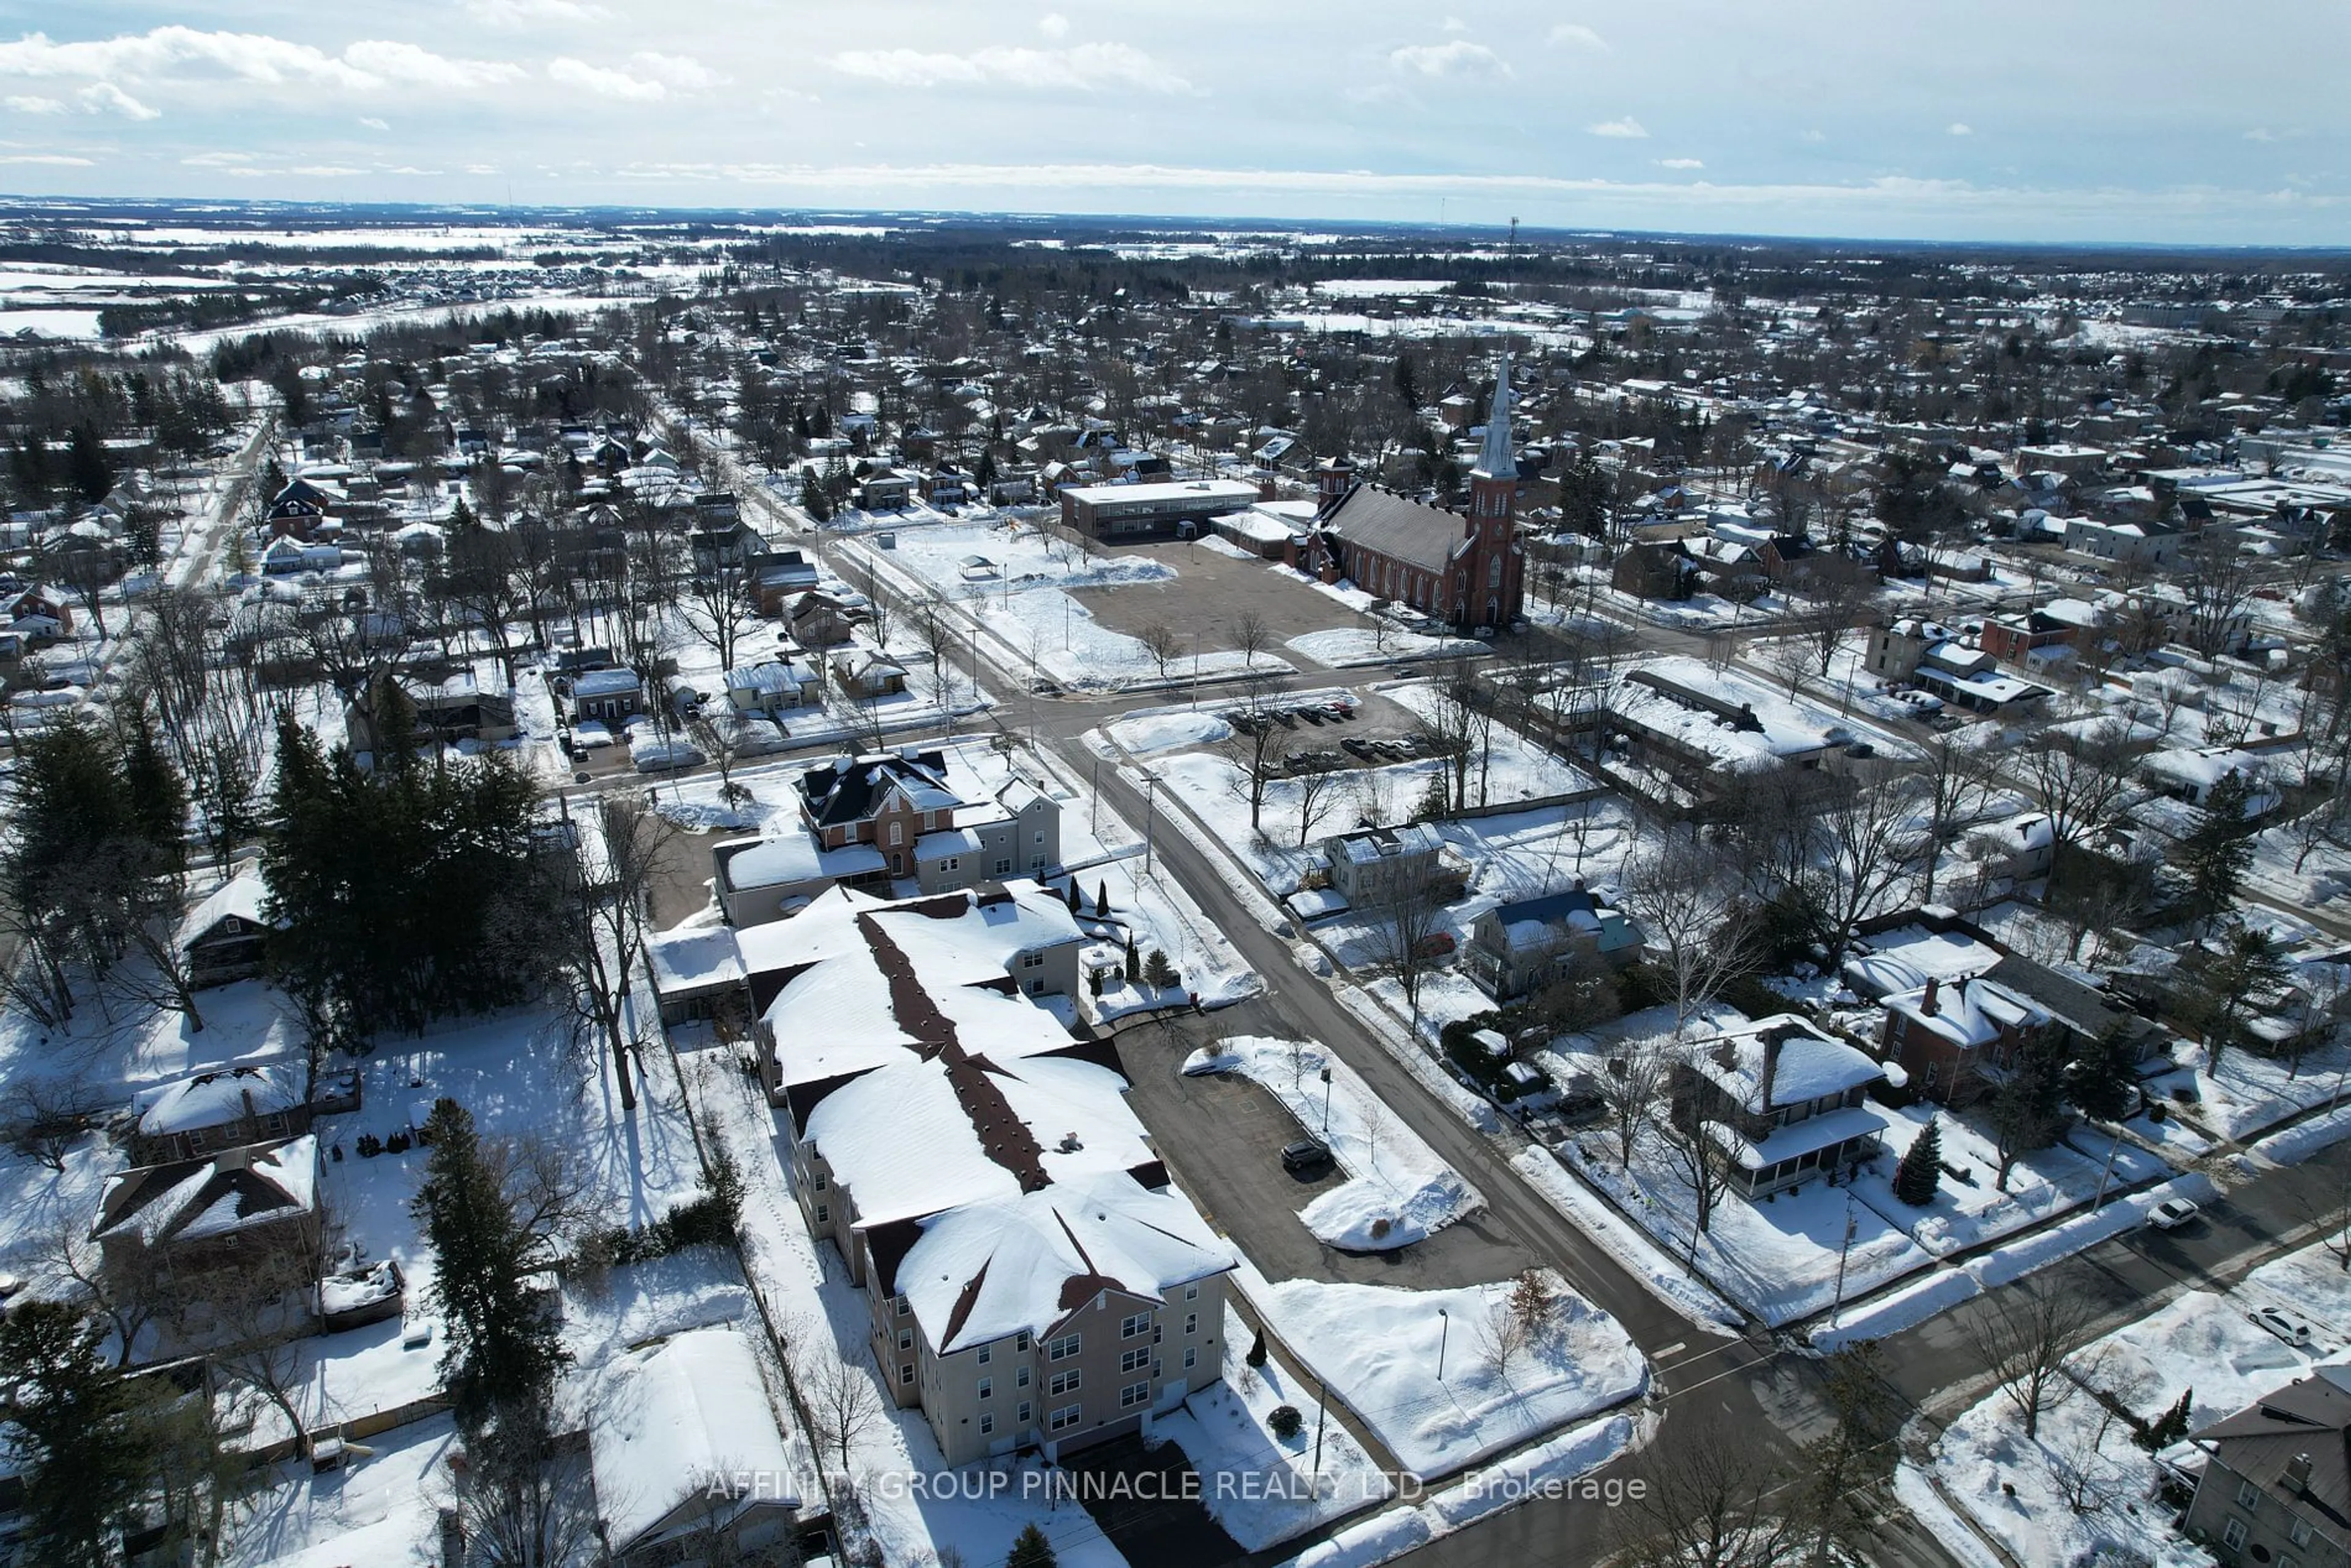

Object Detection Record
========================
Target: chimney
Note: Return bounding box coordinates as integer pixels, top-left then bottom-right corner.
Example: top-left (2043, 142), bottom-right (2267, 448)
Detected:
top-left (1760, 1031), bottom-right (1783, 1109)
top-left (2288, 1452), bottom-right (2314, 1495)
top-left (1921, 977), bottom-right (1941, 1016)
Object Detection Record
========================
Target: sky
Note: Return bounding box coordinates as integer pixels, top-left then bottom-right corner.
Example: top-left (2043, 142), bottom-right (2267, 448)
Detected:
top-left (0, 2), bottom-right (2342, 247)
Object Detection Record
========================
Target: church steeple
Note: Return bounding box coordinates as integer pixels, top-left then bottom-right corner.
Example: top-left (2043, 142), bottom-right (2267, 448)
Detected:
top-left (1473, 352), bottom-right (1514, 480)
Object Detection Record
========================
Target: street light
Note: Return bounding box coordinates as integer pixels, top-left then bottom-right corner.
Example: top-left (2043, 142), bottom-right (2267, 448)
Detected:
top-left (1320, 1066), bottom-right (1333, 1134)
top-left (1436, 1307), bottom-right (1450, 1381)
top-left (1142, 771), bottom-right (1158, 880)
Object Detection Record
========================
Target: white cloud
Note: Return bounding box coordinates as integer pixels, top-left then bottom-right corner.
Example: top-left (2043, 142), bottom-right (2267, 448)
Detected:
top-left (547, 57), bottom-right (667, 100)
top-left (825, 43), bottom-right (1191, 96)
top-left (0, 152), bottom-right (89, 165)
top-left (0, 28), bottom-right (520, 99)
top-left (1038, 13), bottom-right (1069, 39)
top-left (78, 82), bottom-right (159, 119)
top-left (2246, 127), bottom-right (2276, 142)
top-left (181, 151), bottom-right (255, 165)
top-left (1389, 40), bottom-right (1510, 78)
top-left (464, 162), bottom-right (499, 174)
top-left (3, 94), bottom-right (63, 114)
top-left (1946, 121), bottom-right (1973, 136)
top-left (358, 116), bottom-right (390, 130)
top-left (1588, 117), bottom-right (1648, 138)
top-left (1657, 157), bottom-right (1703, 169)
top-left (1801, 128), bottom-right (1826, 143)
top-left (630, 52), bottom-right (725, 91)
top-left (462, 0), bottom-right (606, 28)
top-left (1547, 23), bottom-right (1608, 50)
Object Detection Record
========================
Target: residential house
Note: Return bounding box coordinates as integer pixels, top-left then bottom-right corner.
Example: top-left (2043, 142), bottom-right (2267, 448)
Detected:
top-left (711, 829), bottom-right (882, 923)
top-left (7, 585), bottom-right (72, 641)
top-left (1879, 973), bottom-right (2057, 1105)
top-left (913, 776), bottom-right (1064, 893)
top-left (1600, 655), bottom-right (1843, 815)
top-left (858, 470), bottom-right (916, 511)
top-left (799, 748), bottom-right (967, 876)
top-left (828, 647), bottom-right (907, 700)
top-left (590, 1326), bottom-right (808, 1566)
top-left (1611, 540), bottom-right (1696, 601)
top-left (130, 1065), bottom-right (309, 1164)
top-left (1674, 1015), bottom-right (1888, 1198)
top-left (1316, 823), bottom-right (1452, 907)
top-left (2066, 514), bottom-right (2181, 566)
top-left (1463, 887), bottom-right (1645, 1002)
top-left (786, 590), bottom-right (864, 645)
top-left (569, 666), bottom-right (644, 724)
top-left (2183, 1367), bottom-right (2351, 1566)
top-left (178, 869), bottom-right (280, 988)
top-left (345, 669), bottom-right (518, 754)
top-left (724, 657), bottom-right (822, 716)
top-left (748, 549), bottom-right (820, 615)
top-left (92, 1135), bottom-right (321, 1283)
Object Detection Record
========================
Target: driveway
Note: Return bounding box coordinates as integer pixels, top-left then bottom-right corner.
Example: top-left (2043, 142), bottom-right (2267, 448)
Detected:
top-left (1116, 1008), bottom-right (1539, 1291)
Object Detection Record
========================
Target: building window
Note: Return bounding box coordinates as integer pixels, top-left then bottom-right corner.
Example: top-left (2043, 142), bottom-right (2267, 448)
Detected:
top-left (896, 1296), bottom-right (910, 1316)
top-left (1049, 1368), bottom-right (1081, 1397)
top-left (2237, 1479), bottom-right (2260, 1512)
top-left (1018, 1401), bottom-right (1032, 1425)
top-left (814, 1204), bottom-right (830, 1224)
top-left (889, 823), bottom-right (904, 846)
top-left (900, 1363), bottom-right (914, 1386)
top-left (1185, 1285), bottom-right (1199, 1301)
top-left (1022, 951), bottom-right (1046, 970)
top-left (897, 1329), bottom-right (913, 1351)
top-left (812, 1172), bottom-right (827, 1191)
top-left (2290, 1518), bottom-right (2314, 1547)
top-left (980, 1413), bottom-right (994, 1436)
top-left (995, 858), bottom-right (1013, 875)
top-left (1016, 1332), bottom-right (1032, 1351)
top-left (1049, 1403), bottom-right (1082, 1433)
top-left (978, 1378), bottom-right (993, 1400)
top-left (1183, 1348), bottom-right (1197, 1370)
top-left (1120, 1381), bottom-right (1150, 1410)
top-left (1184, 1313), bottom-right (1197, 1337)
top-left (1047, 1334), bottom-right (1080, 1361)
top-left (977, 1343), bottom-right (991, 1365)
top-left (1120, 1348), bottom-right (1149, 1374)
top-left (1121, 1312), bottom-right (1150, 1339)
top-left (2221, 1517), bottom-right (2249, 1551)
top-left (1017, 1366), bottom-right (1030, 1388)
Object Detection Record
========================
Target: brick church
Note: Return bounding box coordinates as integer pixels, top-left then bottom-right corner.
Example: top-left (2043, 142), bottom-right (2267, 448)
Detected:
top-left (1303, 355), bottom-right (1527, 634)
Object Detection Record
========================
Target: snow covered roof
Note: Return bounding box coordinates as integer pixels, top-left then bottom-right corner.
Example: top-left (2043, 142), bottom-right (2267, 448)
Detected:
top-left (1883, 975), bottom-right (2048, 1049)
top-left (722, 831), bottom-right (827, 891)
top-left (1689, 1015), bottom-right (1883, 1115)
top-left (799, 748), bottom-right (962, 830)
top-left (137, 1063), bottom-right (301, 1135)
top-left (900, 1171), bottom-right (1235, 1354)
top-left (589, 1326), bottom-right (801, 1557)
top-left (1842, 924), bottom-right (2003, 998)
top-left (1610, 656), bottom-right (1837, 770)
top-left (646, 926), bottom-right (746, 996)
top-left (572, 667), bottom-right (642, 697)
top-left (1708, 1103), bottom-right (1889, 1171)
top-left (95, 1135), bottom-right (318, 1247)
top-left (176, 868), bottom-right (277, 948)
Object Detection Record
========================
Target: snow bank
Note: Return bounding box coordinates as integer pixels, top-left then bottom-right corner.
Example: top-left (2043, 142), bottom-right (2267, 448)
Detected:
top-left (1108, 708), bottom-right (1234, 757)
top-left (1507, 1146), bottom-right (1742, 1334)
top-left (1806, 1267), bottom-right (1981, 1352)
top-left (2255, 1101), bottom-right (2351, 1165)
top-left (1963, 1174), bottom-right (2216, 1290)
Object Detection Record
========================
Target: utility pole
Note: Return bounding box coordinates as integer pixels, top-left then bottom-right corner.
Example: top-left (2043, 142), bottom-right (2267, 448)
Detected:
top-left (1831, 1194), bottom-right (1858, 1326)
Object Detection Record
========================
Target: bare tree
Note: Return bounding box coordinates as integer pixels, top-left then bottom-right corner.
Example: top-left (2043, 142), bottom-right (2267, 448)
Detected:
top-left (1652, 1046), bottom-right (1736, 1245)
top-left (1620, 825), bottom-right (1757, 1033)
top-left (1138, 619), bottom-right (1184, 686)
top-left (2173, 527), bottom-right (2257, 659)
top-left (1293, 757), bottom-right (1346, 848)
top-left (1363, 861), bottom-right (1449, 1037)
top-left (0, 1076), bottom-right (106, 1174)
top-left (677, 560), bottom-right (758, 675)
top-left (1220, 706), bottom-right (1285, 838)
top-left (1610, 1422), bottom-right (1808, 1568)
top-left (550, 798), bottom-right (678, 1113)
top-left (1960, 1280), bottom-right (2096, 1441)
top-left (790, 1321), bottom-right (888, 1479)
top-left (457, 1414), bottom-right (604, 1568)
top-left (1918, 730), bottom-right (2003, 903)
top-left (1594, 1033), bottom-right (1673, 1169)
top-left (1809, 770), bottom-right (1929, 962)
top-left (1475, 1296), bottom-right (1531, 1387)
top-left (2020, 721), bottom-right (2135, 871)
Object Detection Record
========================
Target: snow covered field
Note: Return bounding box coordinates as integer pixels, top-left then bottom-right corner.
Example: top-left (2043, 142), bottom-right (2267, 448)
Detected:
top-left (1847, 1101), bottom-right (2170, 1258)
top-left (1238, 1263), bottom-right (1646, 1478)
top-left (1183, 1035), bottom-right (1483, 1251)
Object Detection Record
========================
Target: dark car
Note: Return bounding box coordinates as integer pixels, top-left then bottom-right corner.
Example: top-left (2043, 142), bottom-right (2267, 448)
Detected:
top-left (1280, 1138), bottom-right (1332, 1174)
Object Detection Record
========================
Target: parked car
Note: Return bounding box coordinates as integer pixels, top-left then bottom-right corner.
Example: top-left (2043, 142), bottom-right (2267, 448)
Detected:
top-left (1280, 1139), bottom-right (1332, 1174)
top-left (2147, 1198), bottom-right (2200, 1230)
top-left (2249, 1306), bottom-right (2317, 1346)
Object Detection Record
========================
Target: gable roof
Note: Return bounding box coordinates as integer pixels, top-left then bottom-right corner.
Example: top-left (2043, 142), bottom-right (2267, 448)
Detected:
top-left (94, 1136), bottom-right (317, 1248)
top-left (1321, 484), bottom-right (1467, 575)
top-left (798, 748), bottom-right (959, 829)
top-left (2200, 1368), bottom-right (2351, 1531)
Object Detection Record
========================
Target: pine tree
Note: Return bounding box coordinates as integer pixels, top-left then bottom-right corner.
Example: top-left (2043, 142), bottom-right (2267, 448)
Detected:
top-left (2137, 1387), bottom-right (2194, 1451)
top-left (411, 1098), bottom-right (568, 1430)
top-left (1894, 1117), bottom-right (1942, 1206)
top-left (65, 424), bottom-right (112, 503)
top-left (1123, 932), bottom-right (1139, 984)
top-left (121, 718), bottom-right (187, 879)
top-left (1063, 879), bottom-right (1082, 913)
top-left (1006, 1522), bottom-right (1058, 1568)
top-left (1144, 948), bottom-right (1179, 990)
top-left (0, 1300), bottom-right (158, 1568)
top-left (1095, 879), bottom-right (1111, 918)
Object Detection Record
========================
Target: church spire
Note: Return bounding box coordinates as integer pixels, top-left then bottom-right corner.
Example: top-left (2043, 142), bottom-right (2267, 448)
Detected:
top-left (1474, 352), bottom-right (1513, 480)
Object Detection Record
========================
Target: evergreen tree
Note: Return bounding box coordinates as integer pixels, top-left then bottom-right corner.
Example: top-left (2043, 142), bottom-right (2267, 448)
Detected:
top-left (0, 1301), bottom-right (157, 1568)
top-left (1006, 1521), bottom-right (1058, 1568)
top-left (1123, 932), bottom-right (1139, 984)
top-left (65, 424), bottom-right (112, 503)
top-left (121, 718), bottom-right (187, 880)
top-left (1143, 948), bottom-right (1179, 990)
top-left (2180, 771), bottom-right (2259, 926)
top-left (2137, 1387), bottom-right (2194, 1451)
top-left (2064, 1021), bottom-right (2145, 1123)
top-left (1063, 879), bottom-right (1082, 913)
top-left (410, 1099), bottom-right (568, 1430)
top-left (1095, 879), bottom-right (1111, 918)
top-left (1893, 1117), bottom-right (1942, 1206)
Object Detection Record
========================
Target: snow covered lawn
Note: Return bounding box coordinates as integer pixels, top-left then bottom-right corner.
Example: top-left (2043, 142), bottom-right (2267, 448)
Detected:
top-left (1286, 629), bottom-right (1485, 668)
top-left (222, 1412), bottom-right (460, 1568)
top-left (1238, 1264), bottom-right (1646, 1479)
top-left (1847, 1102), bottom-right (2172, 1258)
top-left (1182, 1035), bottom-right (1483, 1251)
top-left (1106, 708), bottom-right (1233, 757)
top-left (2147, 1032), bottom-right (2351, 1142)
top-left (1153, 1303), bottom-right (1393, 1550)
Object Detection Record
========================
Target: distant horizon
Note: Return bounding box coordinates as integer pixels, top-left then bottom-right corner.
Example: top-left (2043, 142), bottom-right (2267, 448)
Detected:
top-left (7, 191), bottom-right (2351, 263)
top-left (0, 6), bottom-right (2340, 248)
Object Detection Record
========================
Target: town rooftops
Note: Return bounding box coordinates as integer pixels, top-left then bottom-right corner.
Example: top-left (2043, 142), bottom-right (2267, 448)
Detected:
top-left (1611, 656), bottom-right (1837, 770)
top-left (1483, 888), bottom-right (1643, 955)
top-left (176, 868), bottom-right (278, 948)
top-left (798, 748), bottom-right (961, 829)
top-left (1319, 483), bottom-right (1468, 574)
top-left (900, 1170), bottom-right (1235, 1354)
top-left (1883, 973), bottom-right (2049, 1049)
top-left (2195, 1367), bottom-right (2351, 1528)
top-left (589, 1325), bottom-right (802, 1558)
top-left (94, 1135), bottom-right (318, 1247)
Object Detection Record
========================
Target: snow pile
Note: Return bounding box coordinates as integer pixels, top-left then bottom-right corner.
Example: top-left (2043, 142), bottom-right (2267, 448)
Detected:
top-left (1286, 628), bottom-right (1485, 669)
top-left (1108, 708), bottom-right (1234, 757)
top-left (1240, 1264), bottom-right (1646, 1478)
top-left (1189, 1035), bottom-right (1483, 1251)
